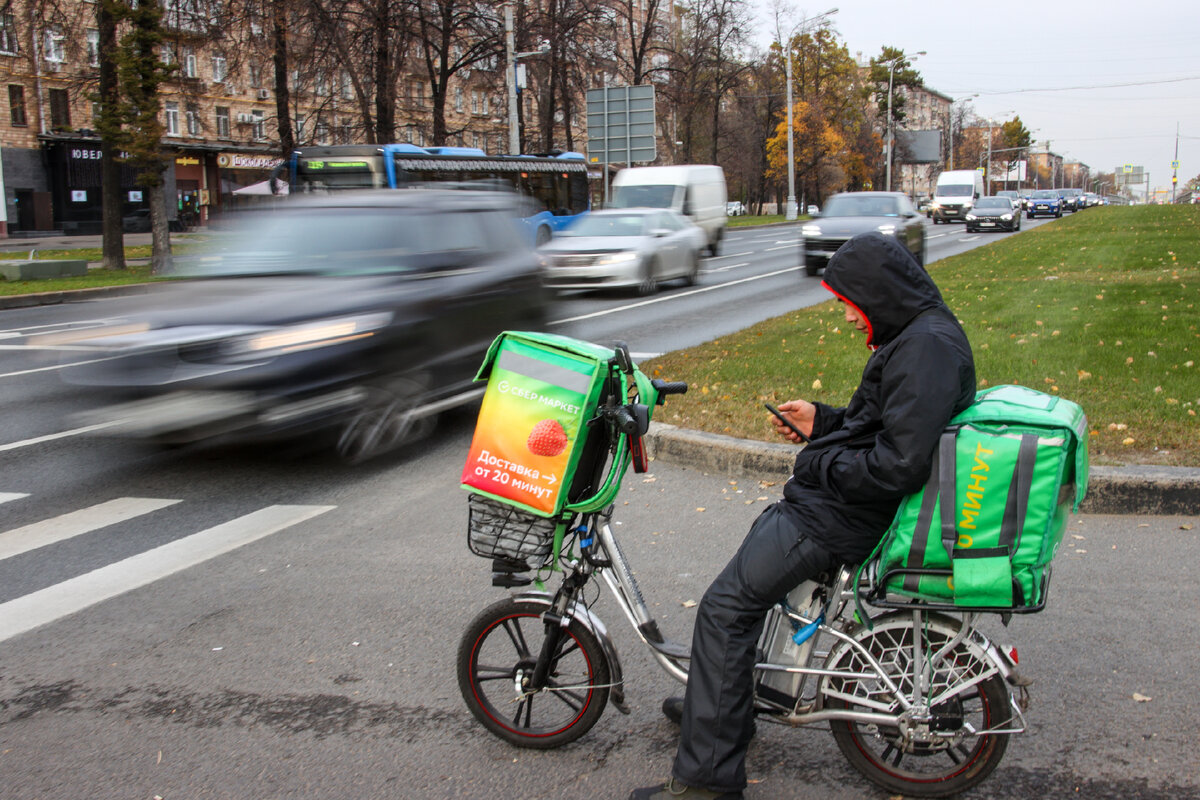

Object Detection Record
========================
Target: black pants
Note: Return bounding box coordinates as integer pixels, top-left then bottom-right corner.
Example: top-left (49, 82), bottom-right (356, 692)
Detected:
top-left (672, 503), bottom-right (837, 793)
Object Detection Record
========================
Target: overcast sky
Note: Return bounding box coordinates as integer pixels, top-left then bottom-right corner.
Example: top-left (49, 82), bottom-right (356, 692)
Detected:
top-left (752, 1), bottom-right (1200, 198)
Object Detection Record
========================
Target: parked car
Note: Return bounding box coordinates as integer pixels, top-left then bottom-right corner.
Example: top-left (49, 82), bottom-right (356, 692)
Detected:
top-left (539, 207), bottom-right (706, 295)
top-left (51, 190), bottom-right (550, 463)
top-left (122, 208), bottom-right (152, 233)
top-left (726, 200), bottom-right (747, 216)
top-left (1026, 189), bottom-right (1064, 219)
top-left (799, 191), bottom-right (926, 276)
top-left (965, 196), bottom-right (1022, 232)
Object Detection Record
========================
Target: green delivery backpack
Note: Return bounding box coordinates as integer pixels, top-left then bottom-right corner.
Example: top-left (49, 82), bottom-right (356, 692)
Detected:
top-left (873, 385), bottom-right (1089, 611)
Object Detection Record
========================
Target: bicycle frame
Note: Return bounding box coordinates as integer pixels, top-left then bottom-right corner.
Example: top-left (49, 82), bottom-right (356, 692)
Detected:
top-left (542, 512), bottom-right (1028, 738)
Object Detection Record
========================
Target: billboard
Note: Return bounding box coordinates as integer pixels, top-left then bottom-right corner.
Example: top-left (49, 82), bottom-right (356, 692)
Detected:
top-left (586, 85), bottom-right (657, 165)
top-left (896, 130), bottom-right (942, 164)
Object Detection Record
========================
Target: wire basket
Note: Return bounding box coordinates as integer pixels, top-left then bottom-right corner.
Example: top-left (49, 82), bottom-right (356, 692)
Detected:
top-left (467, 494), bottom-right (558, 565)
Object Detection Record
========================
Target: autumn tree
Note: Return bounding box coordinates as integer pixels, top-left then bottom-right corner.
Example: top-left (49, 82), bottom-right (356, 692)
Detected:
top-left (95, 0), bottom-right (125, 269)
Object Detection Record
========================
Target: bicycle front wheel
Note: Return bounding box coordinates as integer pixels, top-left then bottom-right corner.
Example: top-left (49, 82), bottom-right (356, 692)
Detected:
top-left (457, 597), bottom-right (610, 748)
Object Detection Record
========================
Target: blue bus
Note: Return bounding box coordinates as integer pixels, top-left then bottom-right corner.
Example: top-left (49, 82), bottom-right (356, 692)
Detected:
top-left (274, 144), bottom-right (590, 245)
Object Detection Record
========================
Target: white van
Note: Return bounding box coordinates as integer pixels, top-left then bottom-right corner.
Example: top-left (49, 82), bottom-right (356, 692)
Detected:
top-left (610, 165), bottom-right (728, 255)
top-left (931, 169), bottom-right (985, 224)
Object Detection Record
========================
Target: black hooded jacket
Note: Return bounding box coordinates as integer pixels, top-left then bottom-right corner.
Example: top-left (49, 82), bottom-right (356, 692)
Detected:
top-left (780, 232), bottom-right (976, 562)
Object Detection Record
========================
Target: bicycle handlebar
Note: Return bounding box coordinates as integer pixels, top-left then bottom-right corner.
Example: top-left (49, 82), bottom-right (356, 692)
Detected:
top-left (651, 380), bottom-right (688, 397)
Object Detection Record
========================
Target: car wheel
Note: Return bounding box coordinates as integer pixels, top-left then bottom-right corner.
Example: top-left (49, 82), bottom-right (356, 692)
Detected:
top-left (707, 237), bottom-right (721, 257)
top-left (635, 259), bottom-right (658, 296)
top-left (682, 250), bottom-right (701, 286)
top-left (336, 375), bottom-right (435, 465)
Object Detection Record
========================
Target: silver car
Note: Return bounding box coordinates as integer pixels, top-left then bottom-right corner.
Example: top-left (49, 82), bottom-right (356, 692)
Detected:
top-left (539, 208), bottom-right (707, 295)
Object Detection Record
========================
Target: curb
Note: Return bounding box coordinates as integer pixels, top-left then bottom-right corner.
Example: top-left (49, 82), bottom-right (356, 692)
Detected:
top-left (0, 282), bottom-right (163, 310)
top-left (644, 422), bottom-right (1200, 517)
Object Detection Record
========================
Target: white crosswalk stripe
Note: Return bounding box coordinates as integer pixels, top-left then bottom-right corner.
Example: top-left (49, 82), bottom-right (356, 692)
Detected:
top-left (0, 497), bottom-right (180, 560)
top-left (0, 497), bottom-right (335, 643)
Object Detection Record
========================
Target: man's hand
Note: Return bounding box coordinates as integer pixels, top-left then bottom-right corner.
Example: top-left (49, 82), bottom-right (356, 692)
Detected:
top-left (770, 399), bottom-right (816, 444)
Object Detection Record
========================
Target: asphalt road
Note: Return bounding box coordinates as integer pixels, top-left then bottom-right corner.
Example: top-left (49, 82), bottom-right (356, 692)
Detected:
top-left (8, 213), bottom-right (1174, 800)
top-left (1, 427), bottom-right (1197, 799)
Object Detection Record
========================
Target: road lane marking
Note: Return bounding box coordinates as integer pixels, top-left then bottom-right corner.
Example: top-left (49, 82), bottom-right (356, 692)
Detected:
top-left (549, 266), bottom-right (803, 326)
top-left (0, 354), bottom-right (125, 379)
top-left (0, 421), bottom-right (121, 452)
top-left (0, 504), bottom-right (335, 643)
top-left (0, 497), bottom-right (181, 561)
top-left (0, 493), bottom-right (29, 505)
top-left (960, 235), bottom-right (981, 242)
top-left (703, 262), bottom-right (751, 274)
top-left (765, 244), bottom-right (798, 252)
top-left (707, 251), bottom-right (754, 259)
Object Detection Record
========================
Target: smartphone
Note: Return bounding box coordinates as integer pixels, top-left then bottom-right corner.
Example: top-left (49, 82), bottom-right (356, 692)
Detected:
top-left (764, 402), bottom-right (811, 443)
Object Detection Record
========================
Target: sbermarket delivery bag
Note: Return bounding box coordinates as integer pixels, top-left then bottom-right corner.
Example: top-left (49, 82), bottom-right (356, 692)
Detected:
top-left (874, 385), bottom-right (1089, 611)
top-left (461, 331), bottom-right (614, 517)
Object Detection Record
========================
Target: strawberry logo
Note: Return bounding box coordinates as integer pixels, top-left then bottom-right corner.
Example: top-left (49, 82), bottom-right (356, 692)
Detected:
top-left (527, 419), bottom-right (569, 457)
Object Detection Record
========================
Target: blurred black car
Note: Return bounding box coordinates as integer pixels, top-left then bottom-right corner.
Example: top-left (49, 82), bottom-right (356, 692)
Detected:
top-left (965, 196), bottom-right (1022, 232)
top-left (799, 191), bottom-right (926, 276)
top-left (53, 190), bottom-right (549, 463)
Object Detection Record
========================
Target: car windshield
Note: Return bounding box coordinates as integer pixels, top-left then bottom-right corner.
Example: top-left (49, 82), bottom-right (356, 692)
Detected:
top-left (975, 198), bottom-right (1011, 209)
top-left (177, 207), bottom-right (480, 277)
top-left (1032, 190), bottom-right (1058, 199)
top-left (610, 184), bottom-right (679, 209)
top-left (560, 213), bottom-right (649, 237)
top-left (937, 184), bottom-right (974, 197)
top-left (821, 195), bottom-right (900, 217)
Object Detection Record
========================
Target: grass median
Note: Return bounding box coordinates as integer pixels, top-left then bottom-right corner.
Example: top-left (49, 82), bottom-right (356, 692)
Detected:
top-left (642, 205), bottom-right (1200, 467)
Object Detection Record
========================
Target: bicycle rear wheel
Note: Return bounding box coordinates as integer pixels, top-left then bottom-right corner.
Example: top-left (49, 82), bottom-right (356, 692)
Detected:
top-left (458, 597), bottom-right (610, 748)
top-left (822, 614), bottom-right (1011, 797)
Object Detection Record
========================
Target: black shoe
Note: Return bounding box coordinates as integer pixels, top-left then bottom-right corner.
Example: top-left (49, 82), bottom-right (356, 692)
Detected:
top-left (661, 696), bottom-right (758, 738)
top-left (628, 777), bottom-right (744, 799)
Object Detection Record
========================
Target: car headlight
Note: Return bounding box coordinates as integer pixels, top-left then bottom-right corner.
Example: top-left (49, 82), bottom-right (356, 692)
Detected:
top-left (593, 251), bottom-right (639, 266)
top-left (930, 202), bottom-right (942, 210)
top-left (965, 214), bottom-right (976, 221)
top-left (801, 225), bottom-right (821, 236)
top-left (223, 312), bottom-right (392, 361)
top-left (1001, 213), bottom-right (1012, 221)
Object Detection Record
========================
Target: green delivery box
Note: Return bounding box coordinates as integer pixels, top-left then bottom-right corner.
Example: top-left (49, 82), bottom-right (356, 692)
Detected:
top-left (461, 332), bottom-right (614, 517)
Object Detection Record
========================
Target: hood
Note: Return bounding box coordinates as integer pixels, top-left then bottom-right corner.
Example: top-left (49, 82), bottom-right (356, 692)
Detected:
top-left (820, 232), bottom-right (944, 349)
top-left (807, 216), bottom-right (896, 237)
top-left (540, 236), bottom-right (648, 254)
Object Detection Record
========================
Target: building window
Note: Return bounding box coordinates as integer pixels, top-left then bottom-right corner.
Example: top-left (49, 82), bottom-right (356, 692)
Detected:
top-left (0, 7), bottom-right (17, 55)
top-left (338, 122), bottom-right (352, 144)
top-left (454, 87), bottom-right (464, 112)
top-left (182, 46), bottom-right (196, 78)
top-left (248, 62), bottom-right (261, 88)
top-left (339, 70), bottom-right (353, 100)
top-left (314, 69), bottom-right (328, 96)
top-left (215, 106), bottom-right (230, 138)
top-left (48, 87), bottom-right (69, 128)
top-left (86, 29), bottom-right (100, 66)
top-left (251, 109), bottom-right (264, 140)
top-left (409, 81), bottom-right (424, 109)
top-left (315, 119), bottom-right (329, 144)
top-left (8, 83), bottom-right (26, 125)
top-left (186, 103), bottom-right (200, 135)
top-left (164, 101), bottom-right (179, 135)
top-left (211, 55), bottom-right (227, 83)
top-left (43, 27), bottom-right (65, 62)
top-left (160, 44), bottom-right (174, 66)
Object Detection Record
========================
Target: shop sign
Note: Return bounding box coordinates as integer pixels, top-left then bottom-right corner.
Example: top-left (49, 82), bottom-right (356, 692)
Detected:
top-left (176, 156), bottom-right (200, 166)
top-left (217, 153), bottom-right (284, 170)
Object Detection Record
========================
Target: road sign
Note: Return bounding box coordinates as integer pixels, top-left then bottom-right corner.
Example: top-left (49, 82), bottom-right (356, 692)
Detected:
top-left (1172, 160), bottom-right (1180, 170)
top-left (1123, 164), bottom-right (1133, 173)
top-left (585, 85), bottom-right (656, 165)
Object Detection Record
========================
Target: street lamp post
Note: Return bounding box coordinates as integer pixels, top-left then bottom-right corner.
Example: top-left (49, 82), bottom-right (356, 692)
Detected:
top-left (947, 93), bottom-right (977, 170)
top-left (504, 3), bottom-right (549, 155)
top-left (784, 7), bottom-right (838, 220)
top-left (884, 51), bottom-right (924, 192)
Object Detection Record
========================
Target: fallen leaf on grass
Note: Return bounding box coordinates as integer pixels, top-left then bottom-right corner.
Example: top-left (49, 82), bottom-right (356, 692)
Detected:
top-left (1132, 693), bottom-right (1152, 703)
top-left (695, 507), bottom-right (706, 512)
top-left (682, 600), bottom-right (697, 608)
top-left (1181, 524), bottom-right (1194, 531)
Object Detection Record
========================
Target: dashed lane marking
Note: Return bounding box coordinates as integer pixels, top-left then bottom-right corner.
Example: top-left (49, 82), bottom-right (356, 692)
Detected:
top-left (0, 497), bottom-right (181, 561)
top-left (0, 504), bottom-right (336, 643)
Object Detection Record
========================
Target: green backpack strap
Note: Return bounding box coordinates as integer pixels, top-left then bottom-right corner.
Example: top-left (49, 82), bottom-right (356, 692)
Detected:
top-left (935, 429), bottom-right (960, 562)
top-left (902, 445), bottom-right (945, 593)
